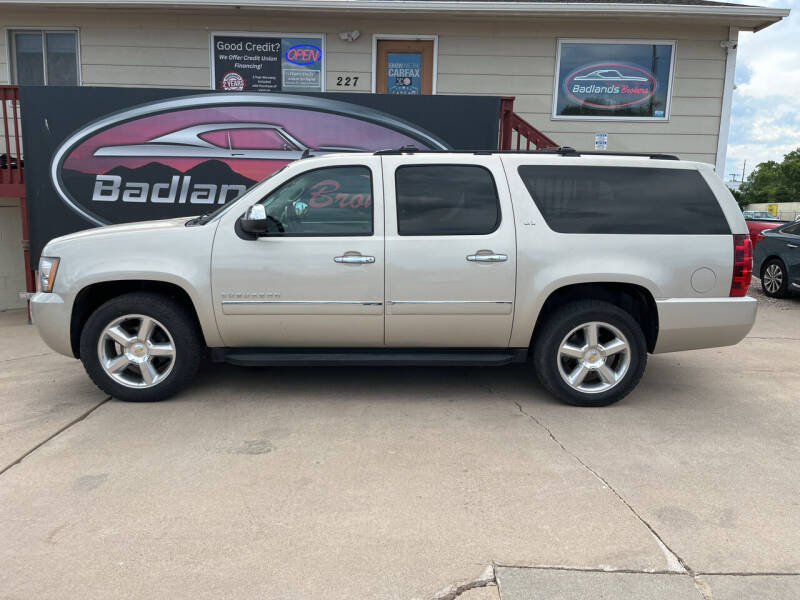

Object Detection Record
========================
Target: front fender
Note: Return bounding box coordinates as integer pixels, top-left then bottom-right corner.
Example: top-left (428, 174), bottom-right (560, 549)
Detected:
top-left (46, 220), bottom-right (223, 348)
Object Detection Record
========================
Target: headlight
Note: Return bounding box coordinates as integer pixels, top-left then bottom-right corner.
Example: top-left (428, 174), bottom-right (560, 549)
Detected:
top-left (38, 257), bottom-right (60, 293)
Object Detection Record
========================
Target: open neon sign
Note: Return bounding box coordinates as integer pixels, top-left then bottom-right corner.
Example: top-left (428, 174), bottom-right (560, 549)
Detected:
top-left (285, 44), bottom-right (321, 65)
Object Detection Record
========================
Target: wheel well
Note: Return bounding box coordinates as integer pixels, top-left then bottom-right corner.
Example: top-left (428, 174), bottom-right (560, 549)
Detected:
top-left (531, 283), bottom-right (659, 353)
top-left (70, 280), bottom-right (201, 358)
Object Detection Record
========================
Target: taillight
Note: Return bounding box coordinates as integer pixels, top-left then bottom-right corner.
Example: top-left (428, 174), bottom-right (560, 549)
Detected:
top-left (730, 234), bottom-right (752, 297)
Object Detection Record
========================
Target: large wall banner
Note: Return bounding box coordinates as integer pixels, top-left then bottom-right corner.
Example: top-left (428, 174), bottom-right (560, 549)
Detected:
top-left (20, 87), bottom-right (502, 264)
top-left (211, 32), bottom-right (324, 92)
top-left (553, 40), bottom-right (675, 120)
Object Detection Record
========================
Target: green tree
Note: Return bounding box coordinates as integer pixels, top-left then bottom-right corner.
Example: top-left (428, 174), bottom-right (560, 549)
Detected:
top-left (737, 148), bottom-right (800, 207)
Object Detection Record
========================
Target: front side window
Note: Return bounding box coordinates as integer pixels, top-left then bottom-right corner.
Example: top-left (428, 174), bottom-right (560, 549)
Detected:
top-left (518, 165), bottom-right (730, 235)
top-left (257, 165), bottom-right (372, 236)
top-left (11, 30), bottom-right (79, 86)
top-left (554, 40), bottom-right (675, 120)
top-left (395, 165), bottom-right (500, 236)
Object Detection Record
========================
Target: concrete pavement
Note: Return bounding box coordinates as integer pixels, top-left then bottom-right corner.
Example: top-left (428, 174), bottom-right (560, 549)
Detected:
top-left (0, 284), bottom-right (798, 599)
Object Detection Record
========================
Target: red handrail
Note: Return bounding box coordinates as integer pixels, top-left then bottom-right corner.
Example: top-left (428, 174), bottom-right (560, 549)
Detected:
top-left (0, 85), bottom-right (24, 194)
top-left (499, 96), bottom-right (558, 151)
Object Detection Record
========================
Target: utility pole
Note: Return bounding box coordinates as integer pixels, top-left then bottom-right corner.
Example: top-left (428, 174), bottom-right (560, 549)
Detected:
top-left (741, 159), bottom-right (746, 183)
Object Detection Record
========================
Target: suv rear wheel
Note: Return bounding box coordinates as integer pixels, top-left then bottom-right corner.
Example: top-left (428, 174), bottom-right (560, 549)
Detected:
top-left (80, 292), bottom-right (203, 402)
top-left (533, 300), bottom-right (647, 407)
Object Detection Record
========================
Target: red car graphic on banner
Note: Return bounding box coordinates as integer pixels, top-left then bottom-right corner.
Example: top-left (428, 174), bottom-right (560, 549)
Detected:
top-left (52, 93), bottom-right (448, 226)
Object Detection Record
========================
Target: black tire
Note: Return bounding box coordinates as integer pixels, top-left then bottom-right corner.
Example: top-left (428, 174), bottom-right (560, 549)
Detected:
top-left (761, 259), bottom-right (789, 298)
top-left (79, 292), bottom-right (203, 402)
top-left (533, 300), bottom-right (647, 407)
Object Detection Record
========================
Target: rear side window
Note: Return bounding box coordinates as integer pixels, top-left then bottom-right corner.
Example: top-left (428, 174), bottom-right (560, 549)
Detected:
top-left (517, 166), bottom-right (730, 234)
top-left (395, 165), bottom-right (500, 236)
top-left (781, 222), bottom-right (800, 235)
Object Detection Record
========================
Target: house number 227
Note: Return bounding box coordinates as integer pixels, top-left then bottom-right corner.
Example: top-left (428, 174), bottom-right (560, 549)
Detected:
top-left (336, 76), bottom-right (359, 87)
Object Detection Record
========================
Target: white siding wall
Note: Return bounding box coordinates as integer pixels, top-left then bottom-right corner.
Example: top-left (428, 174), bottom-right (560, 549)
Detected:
top-left (2, 7), bottom-right (728, 164)
top-left (0, 198), bottom-right (25, 311)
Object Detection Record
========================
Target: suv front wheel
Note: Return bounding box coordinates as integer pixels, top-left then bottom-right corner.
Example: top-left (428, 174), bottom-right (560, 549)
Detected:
top-left (533, 300), bottom-right (647, 407)
top-left (80, 292), bottom-right (203, 402)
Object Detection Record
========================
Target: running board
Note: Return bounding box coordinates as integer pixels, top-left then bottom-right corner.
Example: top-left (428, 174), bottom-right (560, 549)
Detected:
top-left (212, 348), bottom-right (528, 367)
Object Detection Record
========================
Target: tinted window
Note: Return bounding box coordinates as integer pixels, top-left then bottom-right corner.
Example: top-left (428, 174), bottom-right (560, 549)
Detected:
top-left (395, 165), bottom-right (500, 236)
top-left (781, 222), bottom-right (800, 235)
top-left (258, 166), bottom-right (372, 236)
top-left (517, 166), bottom-right (730, 235)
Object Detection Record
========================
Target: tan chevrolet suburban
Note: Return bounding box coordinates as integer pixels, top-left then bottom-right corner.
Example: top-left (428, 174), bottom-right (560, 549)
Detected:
top-left (31, 148), bottom-right (756, 406)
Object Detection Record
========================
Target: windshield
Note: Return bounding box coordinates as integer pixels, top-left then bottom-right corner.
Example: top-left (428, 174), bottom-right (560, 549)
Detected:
top-left (186, 166), bottom-right (287, 226)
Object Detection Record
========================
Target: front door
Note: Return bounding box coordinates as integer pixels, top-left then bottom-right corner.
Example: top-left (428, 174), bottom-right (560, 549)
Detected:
top-left (376, 39), bottom-right (434, 95)
top-left (382, 155), bottom-right (517, 347)
top-left (211, 156), bottom-right (384, 347)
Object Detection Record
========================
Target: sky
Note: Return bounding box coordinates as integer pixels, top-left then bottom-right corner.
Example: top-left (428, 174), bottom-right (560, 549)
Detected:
top-left (723, 0), bottom-right (799, 185)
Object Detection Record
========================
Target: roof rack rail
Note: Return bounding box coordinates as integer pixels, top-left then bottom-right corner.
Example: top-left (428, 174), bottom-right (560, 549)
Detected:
top-left (372, 146), bottom-right (679, 160)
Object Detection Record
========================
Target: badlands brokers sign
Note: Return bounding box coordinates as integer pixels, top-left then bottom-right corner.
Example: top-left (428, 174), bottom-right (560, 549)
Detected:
top-left (19, 87), bottom-right (502, 264)
top-left (564, 63), bottom-right (656, 109)
top-left (554, 41), bottom-right (675, 119)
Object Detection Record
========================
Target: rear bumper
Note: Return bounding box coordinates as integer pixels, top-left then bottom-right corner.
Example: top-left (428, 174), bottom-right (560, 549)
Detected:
top-left (653, 296), bottom-right (757, 354)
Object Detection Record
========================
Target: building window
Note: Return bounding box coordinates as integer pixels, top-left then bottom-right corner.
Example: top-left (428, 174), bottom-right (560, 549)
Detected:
top-left (553, 39), bottom-right (675, 121)
top-left (210, 32), bottom-right (325, 92)
top-left (10, 30), bottom-right (79, 86)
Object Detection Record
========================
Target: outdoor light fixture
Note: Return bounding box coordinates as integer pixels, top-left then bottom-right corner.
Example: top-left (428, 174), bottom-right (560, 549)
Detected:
top-left (338, 30), bottom-right (360, 42)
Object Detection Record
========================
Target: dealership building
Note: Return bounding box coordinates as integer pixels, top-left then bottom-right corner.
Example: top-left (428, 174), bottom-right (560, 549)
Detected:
top-left (0, 0), bottom-right (790, 310)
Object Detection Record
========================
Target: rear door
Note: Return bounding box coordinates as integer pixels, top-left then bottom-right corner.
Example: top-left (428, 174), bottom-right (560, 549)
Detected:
top-left (382, 155), bottom-right (517, 347)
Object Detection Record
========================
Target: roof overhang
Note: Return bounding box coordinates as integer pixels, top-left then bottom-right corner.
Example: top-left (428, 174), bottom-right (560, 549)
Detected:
top-left (0, 0), bottom-right (789, 32)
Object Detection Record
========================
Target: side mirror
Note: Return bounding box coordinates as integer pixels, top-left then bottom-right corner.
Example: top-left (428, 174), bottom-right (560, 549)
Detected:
top-left (240, 204), bottom-right (268, 235)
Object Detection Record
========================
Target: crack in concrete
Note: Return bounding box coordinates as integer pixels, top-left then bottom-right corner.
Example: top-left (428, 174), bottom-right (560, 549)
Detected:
top-left (493, 564), bottom-right (683, 575)
top-left (430, 565), bottom-right (496, 600)
top-left (695, 571), bottom-right (800, 577)
top-left (0, 351), bottom-right (55, 364)
top-left (513, 401), bottom-right (692, 576)
top-left (0, 396), bottom-right (111, 476)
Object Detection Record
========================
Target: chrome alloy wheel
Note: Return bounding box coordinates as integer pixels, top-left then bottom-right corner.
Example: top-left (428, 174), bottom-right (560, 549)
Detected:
top-left (556, 321), bottom-right (631, 394)
top-left (97, 314), bottom-right (176, 388)
top-left (763, 264), bottom-right (783, 294)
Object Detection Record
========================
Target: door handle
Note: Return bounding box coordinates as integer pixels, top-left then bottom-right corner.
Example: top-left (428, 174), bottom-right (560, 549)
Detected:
top-left (788, 243), bottom-right (798, 249)
top-left (467, 253), bottom-right (508, 263)
top-left (334, 255), bottom-right (375, 264)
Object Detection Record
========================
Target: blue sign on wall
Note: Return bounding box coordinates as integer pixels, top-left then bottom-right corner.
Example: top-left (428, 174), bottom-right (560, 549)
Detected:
top-left (387, 52), bottom-right (422, 95)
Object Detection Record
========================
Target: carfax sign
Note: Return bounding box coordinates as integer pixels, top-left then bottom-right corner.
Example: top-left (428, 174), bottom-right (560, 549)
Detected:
top-left (387, 53), bottom-right (422, 95)
top-left (212, 33), bottom-right (324, 92)
top-left (554, 40), bottom-right (675, 120)
top-left (19, 87), bottom-right (502, 265)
